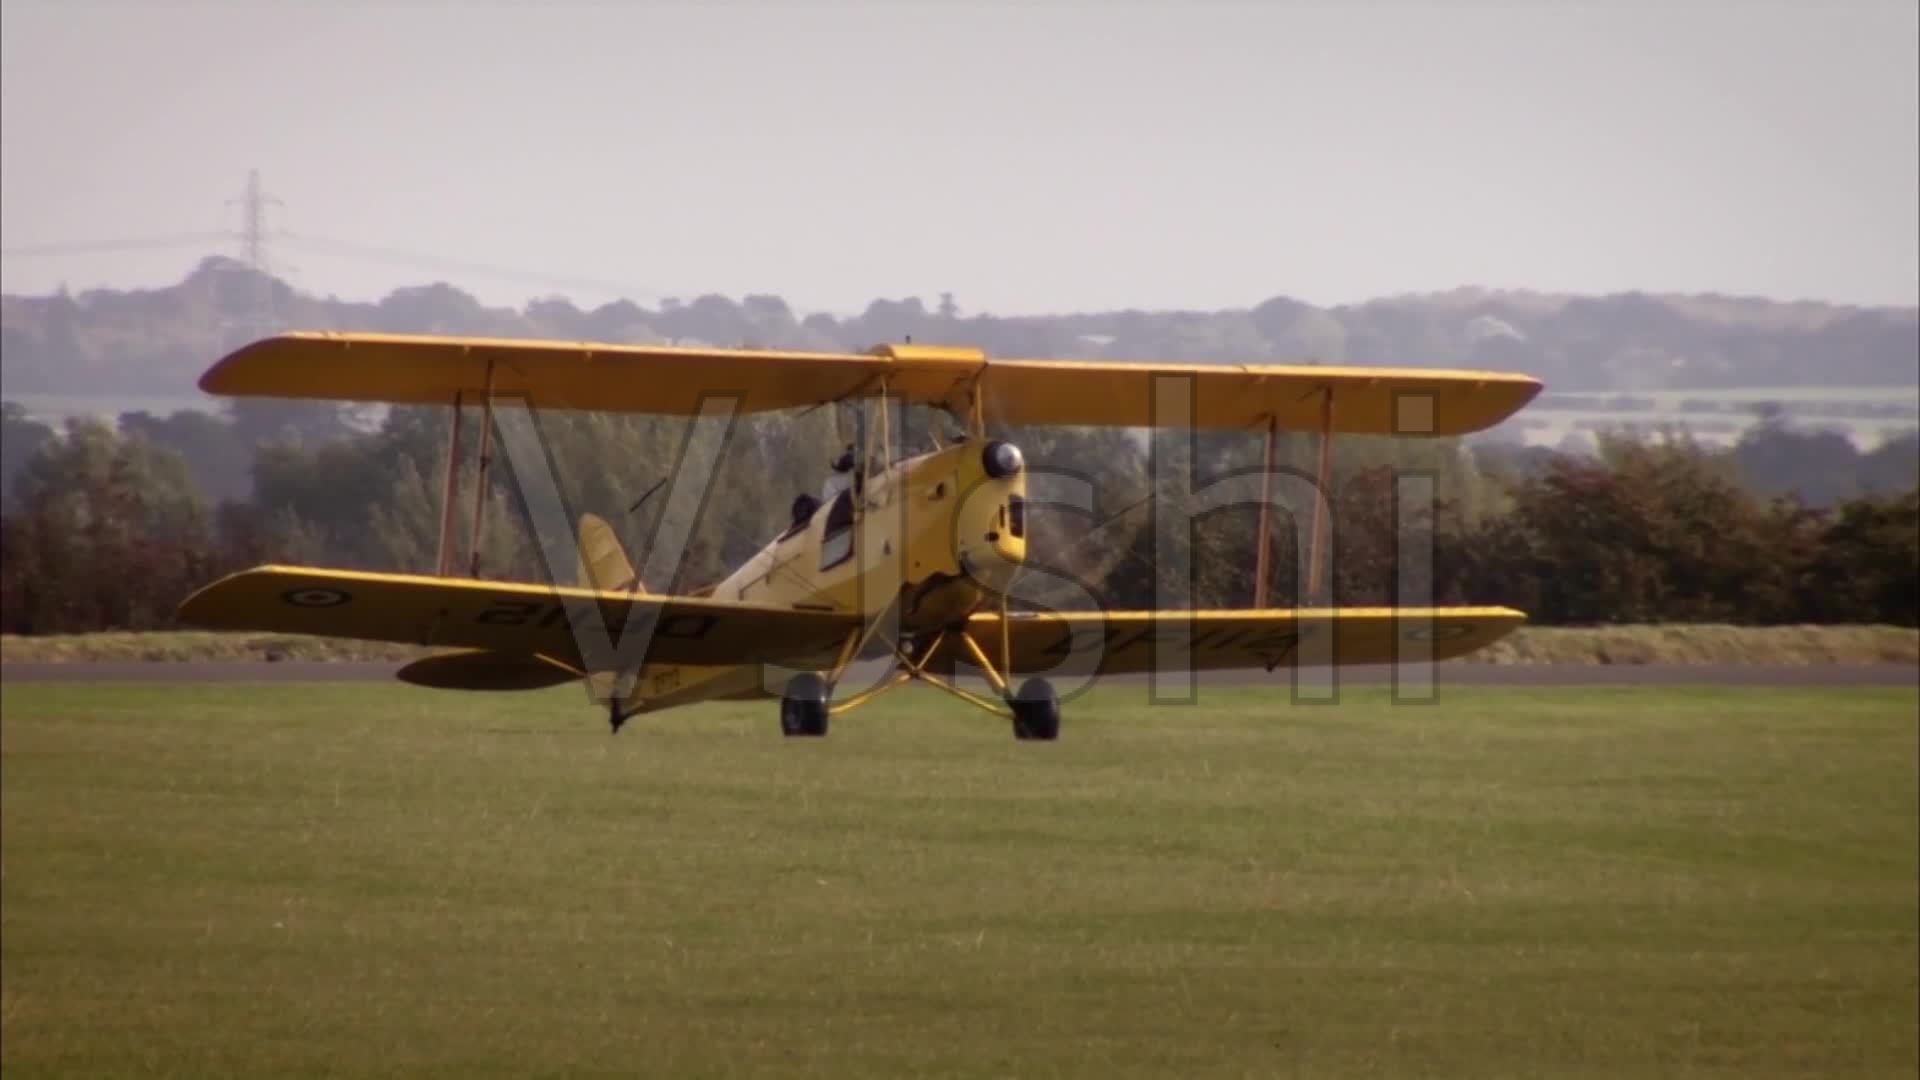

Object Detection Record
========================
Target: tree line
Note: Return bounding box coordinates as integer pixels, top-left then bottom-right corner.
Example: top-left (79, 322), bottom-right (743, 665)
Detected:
top-left (1, 399), bottom-right (1914, 635)
top-left (6, 258), bottom-right (1917, 398)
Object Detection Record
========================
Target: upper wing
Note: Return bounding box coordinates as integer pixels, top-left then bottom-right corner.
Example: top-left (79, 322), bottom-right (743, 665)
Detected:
top-left (974, 359), bottom-right (1538, 436)
top-left (200, 332), bottom-right (1540, 436)
top-left (177, 565), bottom-right (862, 671)
top-left (199, 332), bottom-right (898, 415)
top-left (933, 607), bottom-right (1525, 677)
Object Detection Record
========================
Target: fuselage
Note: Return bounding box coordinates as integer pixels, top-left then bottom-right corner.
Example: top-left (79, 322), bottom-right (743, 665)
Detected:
top-left (618, 439), bottom-right (1028, 712)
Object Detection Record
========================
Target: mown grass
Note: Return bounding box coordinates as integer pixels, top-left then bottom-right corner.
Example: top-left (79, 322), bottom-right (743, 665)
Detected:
top-left (4, 623), bottom-right (1916, 666)
top-left (1, 683), bottom-right (1915, 1078)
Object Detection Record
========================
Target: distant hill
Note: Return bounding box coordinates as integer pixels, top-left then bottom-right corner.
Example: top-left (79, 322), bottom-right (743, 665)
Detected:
top-left (3, 256), bottom-right (1915, 397)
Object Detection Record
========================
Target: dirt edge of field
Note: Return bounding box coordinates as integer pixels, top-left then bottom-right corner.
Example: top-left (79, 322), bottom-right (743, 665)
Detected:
top-left (2, 625), bottom-right (1914, 667)
top-left (1472, 624), bottom-right (1917, 666)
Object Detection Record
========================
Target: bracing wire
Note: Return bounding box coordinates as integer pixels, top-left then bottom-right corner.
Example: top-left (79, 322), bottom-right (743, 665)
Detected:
top-left (0, 232), bottom-right (232, 257)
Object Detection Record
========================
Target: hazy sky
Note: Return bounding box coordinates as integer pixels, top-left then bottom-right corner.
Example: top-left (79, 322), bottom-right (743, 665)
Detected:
top-left (3, 2), bottom-right (1915, 314)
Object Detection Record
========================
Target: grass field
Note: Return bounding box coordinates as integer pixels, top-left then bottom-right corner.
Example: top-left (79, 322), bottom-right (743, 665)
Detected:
top-left (2, 682), bottom-right (1915, 1077)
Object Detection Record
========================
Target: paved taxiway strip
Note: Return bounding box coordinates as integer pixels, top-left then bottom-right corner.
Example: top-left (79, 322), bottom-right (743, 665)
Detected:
top-left (2, 662), bottom-right (1913, 687)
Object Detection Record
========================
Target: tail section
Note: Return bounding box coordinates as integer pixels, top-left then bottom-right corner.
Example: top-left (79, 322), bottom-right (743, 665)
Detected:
top-left (576, 513), bottom-right (641, 593)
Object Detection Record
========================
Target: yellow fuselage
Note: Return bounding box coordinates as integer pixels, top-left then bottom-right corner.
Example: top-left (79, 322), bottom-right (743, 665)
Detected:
top-left (620, 441), bottom-right (1027, 711)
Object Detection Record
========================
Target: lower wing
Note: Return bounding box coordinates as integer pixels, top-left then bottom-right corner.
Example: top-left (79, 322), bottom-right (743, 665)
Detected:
top-left (940, 607), bottom-right (1524, 677)
top-left (177, 565), bottom-right (863, 671)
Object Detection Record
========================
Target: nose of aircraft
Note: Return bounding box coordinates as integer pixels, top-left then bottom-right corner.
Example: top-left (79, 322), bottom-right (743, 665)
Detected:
top-left (958, 441), bottom-right (1027, 594)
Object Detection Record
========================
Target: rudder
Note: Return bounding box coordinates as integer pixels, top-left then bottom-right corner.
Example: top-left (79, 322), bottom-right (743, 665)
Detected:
top-left (576, 513), bottom-right (641, 593)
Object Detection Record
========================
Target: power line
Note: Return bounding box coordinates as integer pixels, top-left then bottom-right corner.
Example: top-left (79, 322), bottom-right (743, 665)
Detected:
top-left (3, 229), bottom-right (674, 303)
top-left (0, 232), bottom-right (230, 257)
top-left (3, 172), bottom-right (278, 275)
top-left (278, 231), bottom-right (672, 301)
top-left (6, 168), bottom-right (678, 304)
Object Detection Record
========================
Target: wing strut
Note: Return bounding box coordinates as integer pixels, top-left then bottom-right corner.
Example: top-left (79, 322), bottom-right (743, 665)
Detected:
top-left (435, 391), bottom-right (464, 576)
top-left (1252, 413), bottom-right (1277, 608)
top-left (1250, 388), bottom-right (1334, 608)
top-left (1306, 389), bottom-right (1336, 603)
top-left (466, 356), bottom-right (498, 577)
top-left (429, 356), bottom-right (501, 579)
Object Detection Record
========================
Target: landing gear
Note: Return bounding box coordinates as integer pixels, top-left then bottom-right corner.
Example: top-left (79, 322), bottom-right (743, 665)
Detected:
top-left (771, 633), bottom-right (1062, 741)
top-left (608, 700), bottom-right (628, 734)
top-left (1009, 677), bottom-right (1060, 742)
top-left (779, 673), bottom-right (830, 738)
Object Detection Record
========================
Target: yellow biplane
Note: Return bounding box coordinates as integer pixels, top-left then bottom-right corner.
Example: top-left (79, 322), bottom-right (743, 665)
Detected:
top-left (178, 332), bottom-right (1542, 739)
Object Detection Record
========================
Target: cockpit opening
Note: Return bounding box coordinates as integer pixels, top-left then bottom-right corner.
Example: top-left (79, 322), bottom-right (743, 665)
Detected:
top-left (781, 493), bottom-right (819, 541)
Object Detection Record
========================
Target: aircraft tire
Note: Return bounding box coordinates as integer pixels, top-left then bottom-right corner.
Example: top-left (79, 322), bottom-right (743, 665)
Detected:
top-left (1009, 677), bottom-right (1060, 742)
top-left (780, 673), bottom-right (830, 738)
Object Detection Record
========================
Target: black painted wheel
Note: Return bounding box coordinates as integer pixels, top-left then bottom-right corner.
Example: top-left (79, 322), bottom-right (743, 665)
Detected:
top-left (1009, 677), bottom-right (1060, 742)
top-left (780, 673), bottom-right (830, 738)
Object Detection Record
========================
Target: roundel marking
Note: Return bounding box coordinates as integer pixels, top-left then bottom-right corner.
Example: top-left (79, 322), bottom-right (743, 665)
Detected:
top-left (1407, 624), bottom-right (1475, 642)
top-left (282, 587), bottom-right (351, 608)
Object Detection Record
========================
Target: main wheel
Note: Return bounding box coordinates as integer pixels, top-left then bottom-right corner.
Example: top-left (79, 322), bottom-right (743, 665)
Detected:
top-left (1009, 677), bottom-right (1060, 742)
top-left (779, 673), bottom-right (830, 738)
